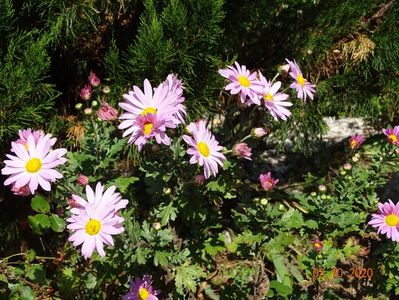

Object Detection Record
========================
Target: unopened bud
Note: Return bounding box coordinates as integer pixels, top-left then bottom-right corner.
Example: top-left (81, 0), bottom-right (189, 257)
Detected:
top-left (320, 194), bottom-right (327, 200)
top-left (260, 198), bottom-right (268, 206)
top-left (352, 156), bottom-right (359, 162)
top-left (152, 222), bottom-right (161, 231)
top-left (343, 163), bottom-right (352, 170)
top-left (278, 204), bottom-right (285, 211)
top-left (318, 185), bottom-right (326, 192)
top-left (340, 170), bottom-right (347, 176)
top-left (102, 86), bottom-right (111, 94)
top-left (91, 100), bottom-right (98, 108)
top-left (163, 187), bottom-right (171, 195)
top-left (75, 103), bottom-right (83, 110)
top-left (84, 108), bottom-right (92, 115)
top-left (310, 192), bottom-right (317, 197)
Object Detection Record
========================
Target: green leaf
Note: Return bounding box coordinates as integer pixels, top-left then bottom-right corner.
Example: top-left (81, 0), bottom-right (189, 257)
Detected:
top-left (154, 251), bottom-right (169, 267)
top-left (158, 202), bottom-right (177, 225)
top-left (28, 214), bottom-right (50, 234)
top-left (269, 280), bottom-right (292, 296)
top-left (26, 249), bottom-right (36, 262)
top-left (174, 263), bottom-right (206, 294)
top-left (111, 176), bottom-right (139, 193)
top-left (50, 214), bottom-right (66, 232)
top-left (26, 264), bottom-right (46, 285)
top-left (18, 285), bottom-right (35, 300)
top-left (31, 195), bottom-right (50, 213)
top-left (85, 273), bottom-right (97, 289)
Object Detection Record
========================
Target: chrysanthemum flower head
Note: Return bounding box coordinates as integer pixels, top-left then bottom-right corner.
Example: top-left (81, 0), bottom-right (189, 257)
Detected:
top-left (259, 172), bottom-right (279, 191)
top-left (80, 84), bottom-right (92, 100)
top-left (382, 126), bottom-right (399, 146)
top-left (218, 62), bottom-right (264, 105)
top-left (368, 199), bottom-right (399, 242)
top-left (2, 133), bottom-right (67, 194)
top-left (233, 143), bottom-right (252, 160)
top-left (97, 102), bottom-right (118, 121)
top-left (286, 59), bottom-right (316, 101)
top-left (89, 71), bottom-right (101, 87)
top-left (183, 120), bottom-right (226, 179)
top-left (16, 129), bottom-right (44, 148)
top-left (258, 72), bottom-right (292, 121)
top-left (312, 239), bottom-right (323, 252)
top-left (251, 127), bottom-right (268, 138)
top-left (11, 183), bottom-right (31, 196)
top-left (67, 182), bottom-right (127, 259)
top-left (122, 275), bottom-right (159, 300)
top-left (348, 135), bottom-right (365, 150)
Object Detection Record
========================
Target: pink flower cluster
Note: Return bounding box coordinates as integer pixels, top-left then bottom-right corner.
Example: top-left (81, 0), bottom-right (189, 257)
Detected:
top-left (67, 182), bottom-right (127, 259)
top-left (218, 60), bottom-right (316, 121)
top-left (118, 74), bottom-right (186, 151)
top-left (1, 129), bottom-right (67, 195)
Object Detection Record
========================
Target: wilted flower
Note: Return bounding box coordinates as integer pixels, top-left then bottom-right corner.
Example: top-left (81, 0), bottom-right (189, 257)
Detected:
top-left (286, 59), bottom-right (316, 101)
top-left (218, 62), bottom-right (263, 105)
top-left (97, 102), bottom-right (118, 121)
top-left (67, 183), bottom-right (128, 259)
top-left (183, 120), bottom-right (226, 179)
top-left (259, 172), bottom-right (279, 191)
top-left (89, 71), bottom-right (101, 87)
top-left (312, 239), bottom-right (324, 252)
top-left (251, 127), bottom-right (268, 138)
top-left (233, 143), bottom-right (252, 160)
top-left (259, 72), bottom-right (292, 121)
top-left (122, 275), bottom-right (160, 300)
top-left (348, 135), bottom-right (365, 150)
top-left (77, 174), bottom-right (89, 186)
top-left (368, 199), bottom-right (399, 242)
top-left (2, 133), bottom-right (67, 194)
top-left (80, 84), bottom-right (92, 100)
top-left (11, 184), bottom-right (31, 196)
top-left (382, 126), bottom-right (399, 146)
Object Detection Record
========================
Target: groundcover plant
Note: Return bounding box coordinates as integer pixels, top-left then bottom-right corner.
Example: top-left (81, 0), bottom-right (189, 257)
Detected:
top-left (2, 1), bottom-right (399, 299)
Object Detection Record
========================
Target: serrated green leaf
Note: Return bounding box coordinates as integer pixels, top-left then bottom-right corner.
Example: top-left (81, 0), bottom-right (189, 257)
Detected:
top-left (50, 214), bottom-right (66, 232)
top-left (158, 202), bottom-right (177, 225)
top-left (154, 251), bottom-right (169, 267)
top-left (111, 176), bottom-right (139, 193)
top-left (31, 195), bottom-right (50, 213)
top-left (174, 263), bottom-right (206, 295)
top-left (26, 264), bottom-right (46, 285)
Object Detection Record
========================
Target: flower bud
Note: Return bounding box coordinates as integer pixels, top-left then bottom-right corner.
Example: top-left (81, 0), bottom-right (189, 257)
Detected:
top-left (251, 127), bottom-right (268, 138)
top-left (260, 198), bottom-right (268, 206)
top-left (352, 156), bottom-right (359, 162)
top-left (279, 64), bottom-right (290, 73)
top-left (102, 86), bottom-right (111, 94)
top-left (278, 204), bottom-right (285, 211)
top-left (194, 174), bottom-right (206, 186)
top-left (340, 170), bottom-right (347, 176)
top-left (318, 185), bottom-right (326, 192)
top-left (343, 163), bottom-right (352, 170)
top-left (163, 187), bottom-right (171, 195)
top-left (320, 194), bottom-right (327, 200)
top-left (77, 174), bottom-right (89, 186)
top-left (91, 100), bottom-right (98, 108)
top-left (152, 222), bottom-right (161, 231)
top-left (80, 84), bottom-right (92, 101)
top-left (89, 71), bottom-right (101, 87)
top-left (310, 192), bottom-right (317, 197)
top-left (75, 103), bottom-right (83, 110)
top-left (84, 108), bottom-right (92, 115)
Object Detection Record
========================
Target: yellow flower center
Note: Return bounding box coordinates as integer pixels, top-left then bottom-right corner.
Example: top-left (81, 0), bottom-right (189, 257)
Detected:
top-left (385, 214), bottom-right (399, 227)
top-left (197, 141), bottom-right (210, 157)
top-left (85, 219), bottom-right (102, 235)
top-left (350, 140), bottom-right (358, 149)
top-left (237, 75), bottom-right (251, 88)
top-left (25, 158), bottom-right (42, 173)
top-left (388, 134), bottom-right (398, 143)
top-left (264, 93), bottom-right (274, 102)
top-left (296, 74), bottom-right (306, 87)
top-left (138, 287), bottom-right (150, 300)
top-left (141, 107), bottom-right (157, 116)
top-left (314, 243), bottom-right (321, 248)
top-left (143, 122), bottom-right (154, 135)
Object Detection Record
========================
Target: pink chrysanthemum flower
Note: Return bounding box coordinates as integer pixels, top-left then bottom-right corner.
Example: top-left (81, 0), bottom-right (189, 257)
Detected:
top-left (286, 59), bottom-right (316, 101)
top-left (382, 126), bottom-right (399, 146)
top-left (119, 77), bottom-right (186, 128)
top-left (77, 174), bottom-right (89, 186)
top-left (121, 113), bottom-right (173, 151)
top-left (122, 275), bottom-right (160, 300)
top-left (70, 182), bottom-right (128, 215)
top-left (2, 134), bottom-right (67, 194)
top-left (16, 129), bottom-right (44, 147)
top-left (259, 72), bottom-right (292, 121)
top-left (89, 71), bottom-right (101, 87)
top-left (97, 102), bottom-right (118, 121)
top-left (251, 127), bottom-right (268, 138)
top-left (218, 62), bottom-right (264, 105)
top-left (259, 172), bottom-right (279, 191)
top-left (160, 74), bottom-right (185, 124)
top-left (80, 84), bottom-right (92, 101)
top-left (233, 142), bottom-right (252, 160)
top-left (368, 199), bottom-right (399, 242)
top-left (183, 120), bottom-right (226, 179)
top-left (348, 135), bottom-right (365, 150)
